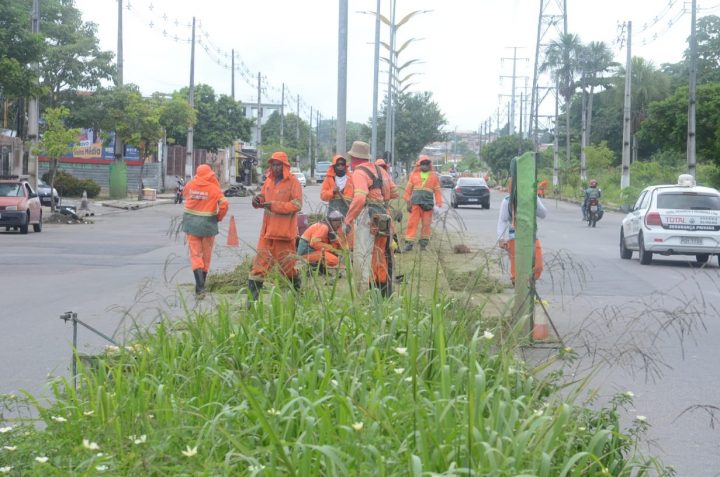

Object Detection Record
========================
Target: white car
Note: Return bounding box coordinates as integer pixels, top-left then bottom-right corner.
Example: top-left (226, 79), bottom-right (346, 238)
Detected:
top-left (293, 171), bottom-right (307, 187)
top-left (620, 174), bottom-right (720, 265)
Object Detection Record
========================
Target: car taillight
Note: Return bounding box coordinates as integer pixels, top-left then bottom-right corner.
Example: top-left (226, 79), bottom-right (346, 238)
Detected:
top-left (455, 187), bottom-right (462, 193)
top-left (645, 211), bottom-right (662, 226)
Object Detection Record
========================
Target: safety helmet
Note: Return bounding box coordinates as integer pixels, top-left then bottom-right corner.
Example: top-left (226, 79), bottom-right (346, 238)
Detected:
top-left (589, 179), bottom-right (598, 187)
top-left (327, 210), bottom-right (344, 221)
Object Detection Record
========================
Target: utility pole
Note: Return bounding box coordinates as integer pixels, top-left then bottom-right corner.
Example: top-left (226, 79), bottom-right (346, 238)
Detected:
top-left (231, 49), bottom-right (235, 100)
top-left (296, 95), bottom-right (300, 167)
top-left (519, 92), bottom-right (524, 138)
top-left (385, 0), bottom-right (397, 168)
top-left (371, 0), bottom-right (381, 160)
top-left (500, 47), bottom-right (528, 134)
top-left (27, 0), bottom-right (40, 187)
top-left (553, 80), bottom-right (560, 186)
top-left (621, 21), bottom-right (632, 189)
top-left (309, 106), bottom-right (314, 178)
top-left (117, 0), bottom-right (123, 86)
top-left (185, 17), bottom-right (196, 180)
top-left (316, 110), bottom-right (320, 165)
top-left (336, 0), bottom-right (348, 155)
top-left (256, 72), bottom-right (262, 160)
top-left (687, 0), bottom-right (697, 177)
top-left (280, 83), bottom-right (285, 146)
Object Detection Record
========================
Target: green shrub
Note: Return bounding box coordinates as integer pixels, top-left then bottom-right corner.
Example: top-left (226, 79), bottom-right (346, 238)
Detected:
top-left (42, 170), bottom-right (101, 198)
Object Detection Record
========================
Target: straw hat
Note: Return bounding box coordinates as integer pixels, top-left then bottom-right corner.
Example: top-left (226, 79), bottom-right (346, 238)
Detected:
top-left (347, 141), bottom-right (371, 160)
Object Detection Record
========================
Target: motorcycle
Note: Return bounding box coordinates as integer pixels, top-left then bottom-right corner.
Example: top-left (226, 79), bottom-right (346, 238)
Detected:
top-left (224, 184), bottom-right (249, 197)
top-left (174, 177), bottom-right (185, 204)
top-left (586, 197), bottom-right (603, 227)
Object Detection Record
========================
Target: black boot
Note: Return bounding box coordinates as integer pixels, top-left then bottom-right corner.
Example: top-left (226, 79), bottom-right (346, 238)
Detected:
top-left (193, 269), bottom-right (205, 295)
top-left (402, 242), bottom-right (414, 252)
top-left (419, 239), bottom-right (429, 251)
top-left (379, 281), bottom-right (391, 298)
top-left (248, 279), bottom-right (262, 301)
top-left (291, 275), bottom-right (302, 292)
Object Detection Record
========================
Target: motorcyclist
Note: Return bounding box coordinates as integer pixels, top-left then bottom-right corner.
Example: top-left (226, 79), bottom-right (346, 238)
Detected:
top-left (582, 179), bottom-right (603, 220)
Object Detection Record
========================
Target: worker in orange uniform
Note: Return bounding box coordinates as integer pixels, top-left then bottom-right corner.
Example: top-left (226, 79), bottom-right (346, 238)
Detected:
top-left (320, 154), bottom-right (353, 216)
top-left (181, 164), bottom-right (229, 296)
top-left (402, 156), bottom-right (443, 252)
top-left (344, 141), bottom-right (395, 296)
top-left (297, 210), bottom-right (349, 273)
top-left (537, 179), bottom-right (549, 198)
top-left (497, 178), bottom-right (547, 285)
top-left (247, 151), bottom-right (303, 302)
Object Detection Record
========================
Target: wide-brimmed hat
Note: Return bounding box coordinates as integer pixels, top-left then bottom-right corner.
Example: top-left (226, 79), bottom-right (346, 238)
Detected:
top-left (347, 141), bottom-right (371, 160)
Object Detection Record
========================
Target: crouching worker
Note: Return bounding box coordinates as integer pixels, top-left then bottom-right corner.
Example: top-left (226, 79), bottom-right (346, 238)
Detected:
top-left (297, 210), bottom-right (349, 273)
top-left (181, 164), bottom-right (229, 296)
top-left (247, 151), bottom-right (303, 302)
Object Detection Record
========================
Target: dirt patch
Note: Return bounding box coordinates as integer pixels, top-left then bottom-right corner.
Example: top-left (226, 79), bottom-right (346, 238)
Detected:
top-left (43, 211), bottom-right (94, 225)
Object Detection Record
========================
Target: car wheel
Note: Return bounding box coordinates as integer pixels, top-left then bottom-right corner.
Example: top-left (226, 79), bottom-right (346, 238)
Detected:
top-left (638, 232), bottom-right (652, 265)
top-left (20, 212), bottom-right (29, 234)
top-left (696, 253), bottom-right (709, 264)
top-left (483, 201), bottom-right (490, 209)
top-left (33, 212), bottom-right (42, 233)
top-left (452, 200), bottom-right (458, 209)
top-left (620, 228), bottom-right (632, 259)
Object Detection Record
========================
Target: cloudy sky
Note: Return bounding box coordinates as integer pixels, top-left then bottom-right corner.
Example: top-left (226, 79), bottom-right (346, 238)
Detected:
top-left (71, 0), bottom-right (716, 132)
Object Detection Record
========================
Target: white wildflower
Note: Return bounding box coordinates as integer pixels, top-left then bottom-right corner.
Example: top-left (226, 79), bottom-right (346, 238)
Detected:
top-left (578, 426), bottom-right (587, 431)
top-left (625, 391), bottom-right (635, 398)
top-left (635, 415), bottom-right (647, 422)
top-left (394, 368), bottom-right (405, 375)
top-left (51, 415), bottom-right (67, 423)
top-left (248, 464), bottom-right (265, 472)
top-left (82, 439), bottom-right (100, 450)
top-left (533, 409), bottom-right (543, 417)
top-left (0, 427), bottom-right (12, 434)
top-left (96, 465), bottom-right (108, 471)
top-left (394, 347), bottom-right (408, 356)
top-left (83, 410), bottom-right (95, 416)
top-left (2, 446), bottom-right (17, 451)
top-left (404, 377), bottom-right (413, 382)
top-left (181, 445), bottom-right (198, 457)
top-left (482, 330), bottom-right (494, 340)
top-left (0, 466), bottom-right (13, 474)
top-left (267, 408), bottom-right (280, 416)
top-left (330, 379), bottom-right (338, 387)
top-left (129, 434), bottom-right (147, 445)
top-left (35, 456), bottom-right (49, 463)
top-left (351, 422), bottom-right (364, 432)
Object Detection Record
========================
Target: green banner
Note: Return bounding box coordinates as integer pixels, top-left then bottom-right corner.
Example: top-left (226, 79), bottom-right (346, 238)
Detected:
top-left (513, 151), bottom-right (537, 324)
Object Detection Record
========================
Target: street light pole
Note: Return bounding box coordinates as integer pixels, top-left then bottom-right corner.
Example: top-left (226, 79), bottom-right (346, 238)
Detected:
top-left (371, 0), bottom-right (382, 161)
top-left (336, 0), bottom-right (348, 156)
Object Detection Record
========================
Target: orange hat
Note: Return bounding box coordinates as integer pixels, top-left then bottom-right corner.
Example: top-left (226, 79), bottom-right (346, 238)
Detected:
top-left (270, 151), bottom-right (290, 166)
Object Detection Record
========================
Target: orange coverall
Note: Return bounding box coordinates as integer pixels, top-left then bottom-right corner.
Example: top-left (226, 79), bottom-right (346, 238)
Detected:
top-left (182, 164), bottom-right (229, 273)
top-left (403, 158), bottom-right (443, 246)
top-left (299, 222), bottom-right (349, 268)
top-left (249, 154), bottom-right (303, 282)
top-left (320, 154), bottom-right (354, 215)
top-left (345, 161), bottom-right (395, 287)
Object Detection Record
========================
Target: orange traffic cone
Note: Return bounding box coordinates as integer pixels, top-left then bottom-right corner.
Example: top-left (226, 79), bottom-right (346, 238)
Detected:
top-left (227, 215), bottom-right (239, 247)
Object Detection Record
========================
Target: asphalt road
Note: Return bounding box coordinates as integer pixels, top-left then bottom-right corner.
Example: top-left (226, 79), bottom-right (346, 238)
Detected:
top-left (2, 185), bottom-right (719, 475)
top-left (445, 187), bottom-right (720, 477)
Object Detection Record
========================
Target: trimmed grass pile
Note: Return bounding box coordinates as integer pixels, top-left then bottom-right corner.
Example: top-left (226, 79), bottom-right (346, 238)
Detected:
top-left (0, 287), bottom-right (669, 476)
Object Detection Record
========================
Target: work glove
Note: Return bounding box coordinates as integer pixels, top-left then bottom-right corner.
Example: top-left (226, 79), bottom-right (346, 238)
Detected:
top-left (252, 194), bottom-right (265, 208)
top-left (392, 210), bottom-right (403, 222)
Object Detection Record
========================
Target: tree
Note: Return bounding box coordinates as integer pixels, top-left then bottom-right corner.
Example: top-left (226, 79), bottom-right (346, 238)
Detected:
top-left (578, 41), bottom-right (617, 179)
top-left (373, 91), bottom-right (446, 171)
top-left (169, 84), bottom-right (252, 152)
top-left (637, 83), bottom-right (720, 167)
top-left (481, 135), bottom-right (533, 177)
top-left (37, 107), bottom-right (80, 211)
top-left (542, 33), bottom-right (582, 169)
top-left (0, 0), bottom-right (44, 133)
top-left (38, 0), bottom-right (115, 108)
top-left (689, 15), bottom-right (720, 84)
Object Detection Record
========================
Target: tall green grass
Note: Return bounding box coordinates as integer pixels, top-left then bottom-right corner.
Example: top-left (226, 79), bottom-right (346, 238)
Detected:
top-left (0, 279), bottom-right (670, 476)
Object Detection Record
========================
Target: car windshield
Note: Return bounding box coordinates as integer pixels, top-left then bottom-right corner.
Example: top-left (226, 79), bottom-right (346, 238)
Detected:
top-left (657, 192), bottom-right (720, 210)
top-left (457, 178), bottom-right (486, 187)
top-left (0, 183), bottom-right (23, 197)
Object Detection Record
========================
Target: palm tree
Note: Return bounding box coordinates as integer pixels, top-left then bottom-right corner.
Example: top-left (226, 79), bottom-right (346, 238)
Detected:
top-left (541, 33), bottom-right (582, 170)
top-left (611, 57), bottom-right (671, 133)
top-left (578, 41), bottom-right (617, 180)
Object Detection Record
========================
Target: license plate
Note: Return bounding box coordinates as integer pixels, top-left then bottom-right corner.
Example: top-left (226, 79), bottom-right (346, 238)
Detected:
top-left (468, 198), bottom-right (478, 202)
top-left (590, 205), bottom-right (598, 212)
top-left (681, 237), bottom-right (703, 245)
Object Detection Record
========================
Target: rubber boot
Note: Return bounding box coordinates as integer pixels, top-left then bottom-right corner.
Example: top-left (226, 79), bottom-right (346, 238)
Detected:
top-left (193, 269), bottom-right (205, 295)
top-left (402, 242), bottom-right (414, 253)
top-left (419, 239), bottom-right (429, 251)
top-left (379, 281), bottom-right (390, 298)
top-left (291, 275), bottom-right (302, 292)
top-left (248, 279), bottom-right (262, 301)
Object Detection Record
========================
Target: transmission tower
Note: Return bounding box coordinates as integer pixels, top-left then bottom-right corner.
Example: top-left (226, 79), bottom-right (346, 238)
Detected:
top-left (529, 0), bottom-right (567, 185)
